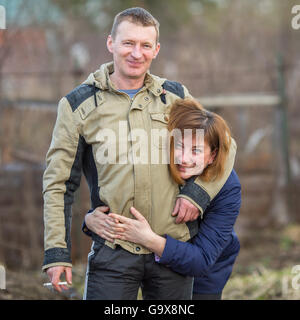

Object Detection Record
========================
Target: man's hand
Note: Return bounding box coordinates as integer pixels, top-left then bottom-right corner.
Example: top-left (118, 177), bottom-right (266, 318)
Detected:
top-left (85, 206), bottom-right (117, 242)
top-left (171, 198), bottom-right (200, 224)
top-left (46, 266), bottom-right (72, 293)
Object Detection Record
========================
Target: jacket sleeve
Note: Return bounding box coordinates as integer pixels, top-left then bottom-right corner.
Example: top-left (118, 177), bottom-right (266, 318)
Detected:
top-left (177, 138), bottom-right (237, 216)
top-left (82, 209), bottom-right (94, 237)
top-left (158, 176), bottom-right (241, 276)
top-left (42, 97), bottom-right (84, 271)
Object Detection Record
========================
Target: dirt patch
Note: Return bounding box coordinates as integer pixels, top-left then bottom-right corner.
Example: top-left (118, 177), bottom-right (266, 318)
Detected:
top-left (0, 267), bottom-right (84, 300)
top-left (235, 225), bottom-right (300, 273)
top-left (1, 225), bottom-right (299, 300)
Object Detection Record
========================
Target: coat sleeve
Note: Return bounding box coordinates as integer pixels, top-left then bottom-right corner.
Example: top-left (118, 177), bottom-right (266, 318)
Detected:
top-left (42, 97), bottom-right (85, 271)
top-left (158, 176), bottom-right (241, 277)
top-left (177, 138), bottom-right (237, 216)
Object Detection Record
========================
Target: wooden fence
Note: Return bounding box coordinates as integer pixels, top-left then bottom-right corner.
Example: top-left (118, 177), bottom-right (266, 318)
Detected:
top-left (0, 87), bottom-right (297, 270)
top-left (0, 163), bottom-right (92, 270)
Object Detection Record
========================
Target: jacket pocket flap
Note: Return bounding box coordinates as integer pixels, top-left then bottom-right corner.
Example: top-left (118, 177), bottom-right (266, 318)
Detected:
top-left (150, 113), bottom-right (169, 124)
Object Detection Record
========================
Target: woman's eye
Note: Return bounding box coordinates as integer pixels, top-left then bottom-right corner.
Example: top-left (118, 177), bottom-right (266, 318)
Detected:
top-left (193, 149), bottom-right (203, 154)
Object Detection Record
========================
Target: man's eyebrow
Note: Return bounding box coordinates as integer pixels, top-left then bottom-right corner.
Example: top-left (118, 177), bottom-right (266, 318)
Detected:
top-left (122, 38), bottom-right (154, 43)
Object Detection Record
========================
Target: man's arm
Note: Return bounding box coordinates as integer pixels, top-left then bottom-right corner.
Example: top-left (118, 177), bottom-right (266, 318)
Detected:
top-left (43, 97), bottom-right (84, 271)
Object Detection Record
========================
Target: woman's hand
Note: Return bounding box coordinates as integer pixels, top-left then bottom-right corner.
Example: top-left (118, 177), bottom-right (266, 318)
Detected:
top-left (109, 207), bottom-right (167, 256)
top-left (108, 207), bottom-right (155, 247)
top-left (86, 206), bottom-right (167, 256)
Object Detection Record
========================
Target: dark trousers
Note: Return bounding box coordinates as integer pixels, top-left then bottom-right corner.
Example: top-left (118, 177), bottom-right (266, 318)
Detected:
top-left (84, 240), bottom-right (193, 300)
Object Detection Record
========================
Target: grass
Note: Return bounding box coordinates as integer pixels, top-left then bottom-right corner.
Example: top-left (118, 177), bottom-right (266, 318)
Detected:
top-left (1, 225), bottom-right (300, 300)
top-left (70, 263), bottom-right (300, 300)
top-left (223, 265), bottom-right (300, 300)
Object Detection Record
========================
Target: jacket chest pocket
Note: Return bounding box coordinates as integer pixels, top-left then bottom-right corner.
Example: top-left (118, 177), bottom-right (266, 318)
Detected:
top-left (150, 113), bottom-right (169, 127)
top-left (150, 113), bottom-right (169, 150)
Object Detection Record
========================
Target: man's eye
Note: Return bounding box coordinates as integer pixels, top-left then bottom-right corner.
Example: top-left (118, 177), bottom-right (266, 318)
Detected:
top-left (143, 44), bottom-right (152, 49)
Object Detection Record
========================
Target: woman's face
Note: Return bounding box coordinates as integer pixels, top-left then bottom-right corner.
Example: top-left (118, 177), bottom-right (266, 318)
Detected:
top-left (174, 133), bottom-right (216, 180)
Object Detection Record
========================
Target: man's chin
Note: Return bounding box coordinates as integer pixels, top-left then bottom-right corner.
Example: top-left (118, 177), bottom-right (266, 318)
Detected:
top-left (126, 72), bottom-right (146, 79)
top-left (124, 67), bottom-right (148, 78)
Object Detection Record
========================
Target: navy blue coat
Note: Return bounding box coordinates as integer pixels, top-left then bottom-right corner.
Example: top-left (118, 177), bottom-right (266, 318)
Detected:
top-left (157, 169), bottom-right (241, 294)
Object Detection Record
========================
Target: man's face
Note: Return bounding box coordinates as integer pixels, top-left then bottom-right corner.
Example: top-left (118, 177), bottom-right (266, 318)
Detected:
top-left (107, 20), bottom-right (160, 82)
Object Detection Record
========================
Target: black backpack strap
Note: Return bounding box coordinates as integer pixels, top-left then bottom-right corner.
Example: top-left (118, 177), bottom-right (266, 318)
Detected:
top-left (65, 84), bottom-right (100, 112)
top-left (160, 80), bottom-right (185, 104)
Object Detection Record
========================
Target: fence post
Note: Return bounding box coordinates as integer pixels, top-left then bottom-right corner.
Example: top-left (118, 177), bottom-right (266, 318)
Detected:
top-left (276, 53), bottom-right (291, 185)
top-left (270, 53), bottom-right (291, 225)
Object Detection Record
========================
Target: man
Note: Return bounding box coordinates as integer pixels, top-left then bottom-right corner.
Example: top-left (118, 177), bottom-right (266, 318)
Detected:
top-left (43, 7), bottom-right (236, 299)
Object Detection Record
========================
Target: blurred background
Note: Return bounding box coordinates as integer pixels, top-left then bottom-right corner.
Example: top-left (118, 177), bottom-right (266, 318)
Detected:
top-left (0, 0), bottom-right (299, 300)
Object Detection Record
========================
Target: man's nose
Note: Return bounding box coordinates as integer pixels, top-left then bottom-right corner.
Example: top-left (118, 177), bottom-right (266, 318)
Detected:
top-left (131, 45), bottom-right (142, 59)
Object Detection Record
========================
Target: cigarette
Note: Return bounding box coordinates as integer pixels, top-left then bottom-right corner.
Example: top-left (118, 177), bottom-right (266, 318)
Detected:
top-left (43, 281), bottom-right (68, 287)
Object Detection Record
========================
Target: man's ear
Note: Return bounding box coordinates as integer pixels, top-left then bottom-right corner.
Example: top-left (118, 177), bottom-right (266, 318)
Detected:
top-left (107, 35), bottom-right (114, 54)
top-left (153, 42), bottom-right (160, 59)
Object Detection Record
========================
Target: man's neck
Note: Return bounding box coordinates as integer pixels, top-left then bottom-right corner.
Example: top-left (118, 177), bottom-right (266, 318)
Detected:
top-left (109, 72), bottom-right (145, 90)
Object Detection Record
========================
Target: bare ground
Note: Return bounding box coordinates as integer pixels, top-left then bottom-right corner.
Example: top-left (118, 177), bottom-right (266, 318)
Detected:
top-left (1, 224), bottom-right (300, 300)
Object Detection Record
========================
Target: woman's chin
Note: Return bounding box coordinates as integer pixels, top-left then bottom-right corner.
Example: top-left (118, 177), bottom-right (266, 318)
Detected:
top-left (180, 173), bottom-right (193, 180)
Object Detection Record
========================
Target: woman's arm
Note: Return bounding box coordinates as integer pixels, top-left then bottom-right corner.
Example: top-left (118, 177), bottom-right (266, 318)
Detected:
top-left (158, 173), bottom-right (241, 277)
top-left (111, 171), bottom-right (241, 277)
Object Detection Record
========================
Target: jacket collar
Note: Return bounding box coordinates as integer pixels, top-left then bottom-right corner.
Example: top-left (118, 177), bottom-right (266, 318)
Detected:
top-left (92, 62), bottom-right (165, 97)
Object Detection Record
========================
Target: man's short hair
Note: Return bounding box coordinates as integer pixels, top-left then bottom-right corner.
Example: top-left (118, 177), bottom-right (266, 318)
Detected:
top-left (111, 7), bottom-right (160, 43)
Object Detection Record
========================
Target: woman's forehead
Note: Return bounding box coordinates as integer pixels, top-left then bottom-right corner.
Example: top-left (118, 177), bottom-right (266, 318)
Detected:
top-left (175, 134), bottom-right (206, 147)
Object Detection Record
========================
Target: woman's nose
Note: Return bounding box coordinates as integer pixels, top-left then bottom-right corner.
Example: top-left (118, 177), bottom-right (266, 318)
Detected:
top-left (182, 150), bottom-right (194, 165)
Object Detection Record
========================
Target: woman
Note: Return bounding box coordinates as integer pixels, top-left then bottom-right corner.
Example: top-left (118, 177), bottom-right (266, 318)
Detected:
top-left (85, 98), bottom-right (241, 300)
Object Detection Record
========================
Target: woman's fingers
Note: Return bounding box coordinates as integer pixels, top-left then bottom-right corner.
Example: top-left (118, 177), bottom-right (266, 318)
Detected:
top-left (101, 217), bottom-right (126, 237)
top-left (130, 207), bottom-right (145, 221)
top-left (112, 227), bottom-right (126, 233)
top-left (109, 208), bottom-right (145, 223)
top-left (105, 216), bottom-right (126, 230)
top-left (108, 213), bottom-right (130, 224)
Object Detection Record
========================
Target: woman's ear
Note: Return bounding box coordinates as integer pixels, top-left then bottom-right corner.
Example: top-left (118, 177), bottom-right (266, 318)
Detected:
top-left (208, 149), bottom-right (218, 165)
